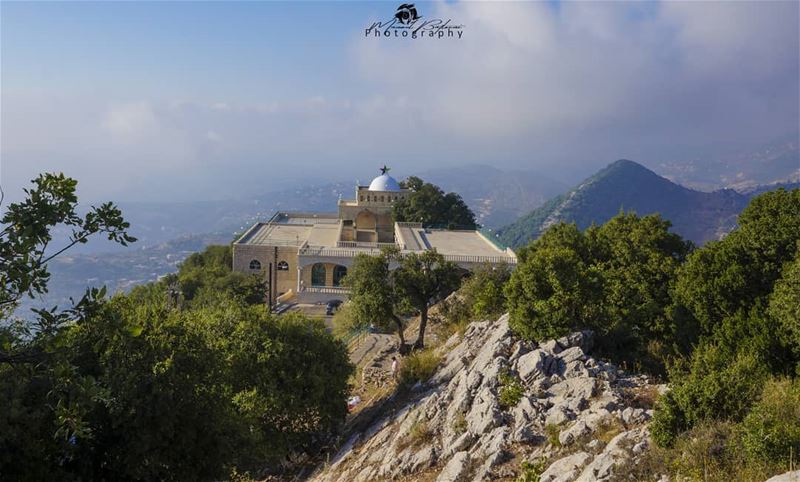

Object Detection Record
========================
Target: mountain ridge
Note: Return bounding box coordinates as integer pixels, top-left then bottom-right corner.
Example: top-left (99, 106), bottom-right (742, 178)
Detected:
top-left (497, 159), bottom-right (754, 247)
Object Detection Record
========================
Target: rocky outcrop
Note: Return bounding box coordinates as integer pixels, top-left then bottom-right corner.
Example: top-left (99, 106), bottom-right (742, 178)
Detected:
top-left (766, 471), bottom-right (800, 482)
top-left (312, 314), bottom-right (661, 482)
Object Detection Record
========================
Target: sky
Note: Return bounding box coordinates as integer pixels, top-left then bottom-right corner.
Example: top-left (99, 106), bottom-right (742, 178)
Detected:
top-left (1, 1), bottom-right (798, 203)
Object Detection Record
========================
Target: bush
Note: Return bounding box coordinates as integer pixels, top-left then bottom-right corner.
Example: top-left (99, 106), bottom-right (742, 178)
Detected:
top-left (331, 303), bottom-right (364, 340)
top-left (498, 371), bottom-right (525, 408)
top-left (438, 294), bottom-right (472, 331)
top-left (741, 377), bottom-right (800, 465)
top-left (652, 344), bottom-right (768, 448)
top-left (505, 213), bottom-right (690, 373)
top-left (399, 349), bottom-right (441, 386)
top-left (516, 458), bottom-right (546, 482)
top-left (461, 263), bottom-right (512, 319)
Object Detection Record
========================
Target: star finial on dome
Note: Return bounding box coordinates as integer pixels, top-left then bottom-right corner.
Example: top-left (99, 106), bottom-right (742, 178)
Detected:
top-left (380, 165), bottom-right (390, 175)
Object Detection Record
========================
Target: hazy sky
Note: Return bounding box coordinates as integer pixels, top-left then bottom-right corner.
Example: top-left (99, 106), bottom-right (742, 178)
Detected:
top-left (2, 1), bottom-right (798, 203)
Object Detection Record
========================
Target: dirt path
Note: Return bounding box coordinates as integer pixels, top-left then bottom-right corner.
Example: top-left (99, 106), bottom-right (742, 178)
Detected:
top-left (348, 333), bottom-right (396, 367)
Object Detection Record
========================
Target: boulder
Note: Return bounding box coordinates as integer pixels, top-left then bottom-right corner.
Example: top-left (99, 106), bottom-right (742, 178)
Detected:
top-left (765, 471), bottom-right (800, 482)
top-left (540, 451), bottom-right (593, 482)
top-left (517, 349), bottom-right (550, 382)
top-left (436, 451), bottom-right (471, 482)
top-left (559, 419), bottom-right (590, 446)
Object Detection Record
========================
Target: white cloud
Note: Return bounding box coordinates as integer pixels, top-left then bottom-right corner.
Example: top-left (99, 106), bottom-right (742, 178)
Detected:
top-left (1, 1), bottom-right (797, 203)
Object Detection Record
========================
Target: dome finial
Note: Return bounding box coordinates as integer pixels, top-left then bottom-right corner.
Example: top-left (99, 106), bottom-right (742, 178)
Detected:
top-left (380, 165), bottom-right (390, 175)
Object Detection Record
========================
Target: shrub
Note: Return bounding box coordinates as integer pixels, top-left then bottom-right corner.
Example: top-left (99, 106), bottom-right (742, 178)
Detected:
top-left (516, 458), bottom-right (546, 482)
top-left (331, 303), bottom-right (364, 340)
top-left (438, 294), bottom-right (472, 331)
top-left (498, 371), bottom-right (525, 408)
top-left (505, 214), bottom-right (690, 373)
top-left (461, 263), bottom-right (512, 319)
top-left (399, 349), bottom-right (441, 386)
top-left (652, 344), bottom-right (768, 447)
top-left (452, 412), bottom-right (467, 434)
top-left (741, 377), bottom-right (800, 465)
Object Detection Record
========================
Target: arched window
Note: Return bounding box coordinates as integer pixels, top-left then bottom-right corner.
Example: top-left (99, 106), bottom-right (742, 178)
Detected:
top-left (380, 195), bottom-right (385, 202)
top-left (249, 259), bottom-right (261, 270)
top-left (333, 265), bottom-right (347, 286)
top-left (277, 260), bottom-right (289, 271)
top-left (311, 263), bottom-right (326, 287)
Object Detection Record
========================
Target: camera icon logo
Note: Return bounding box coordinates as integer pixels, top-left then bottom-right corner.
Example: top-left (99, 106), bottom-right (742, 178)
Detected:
top-left (395, 4), bottom-right (420, 24)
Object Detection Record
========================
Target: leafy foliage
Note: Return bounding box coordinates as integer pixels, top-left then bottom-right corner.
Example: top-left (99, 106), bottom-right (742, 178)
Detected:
top-left (654, 189), bottom-right (800, 446)
top-left (498, 371), bottom-right (525, 409)
top-left (165, 244), bottom-right (265, 308)
top-left (0, 173), bottom-right (353, 480)
top-left (393, 176), bottom-right (477, 229)
top-left (740, 377), bottom-right (800, 465)
top-left (505, 212), bottom-right (691, 370)
top-left (345, 247), bottom-right (462, 348)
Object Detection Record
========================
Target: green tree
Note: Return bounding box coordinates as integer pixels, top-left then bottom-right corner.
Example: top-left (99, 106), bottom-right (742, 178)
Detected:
top-left (671, 188), bottom-right (800, 339)
top-left (393, 176), bottom-right (477, 229)
top-left (345, 247), bottom-right (462, 349)
top-left (768, 250), bottom-right (800, 374)
top-left (0, 173), bottom-right (135, 479)
top-left (505, 212), bottom-right (691, 370)
top-left (653, 189), bottom-right (800, 448)
top-left (0, 173), bottom-right (353, 480)
top-left (394, 249), bottom-right (462, 348)
top-left (345, 248), bottom-right (407, 345)
top-left (461, 263), bottom-right (512, 319)
top-left (505, 222), bottom-right (602, 340)
top-left (171, 245), bottom-right (265, 307)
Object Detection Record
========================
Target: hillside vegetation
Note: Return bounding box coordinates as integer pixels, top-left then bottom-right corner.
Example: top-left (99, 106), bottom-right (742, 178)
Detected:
top-left (504, 187), bottom-right (800, 479)
top-left (0, 174), bottom-right (353, 481)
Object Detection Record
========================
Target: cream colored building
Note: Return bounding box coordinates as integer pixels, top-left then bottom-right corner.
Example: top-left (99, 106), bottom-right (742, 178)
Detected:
top-left (232, 168), bottom-right (517, 305)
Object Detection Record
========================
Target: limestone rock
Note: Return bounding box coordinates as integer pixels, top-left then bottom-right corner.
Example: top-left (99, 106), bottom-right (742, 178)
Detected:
top-left (765, 471), bottom-right (800, 482)
top-left (540, 451), bottom-right (593, 482)
top-left (437, 451), bottom-right (471, 482)
top-left (311, 317), bottom-right (660, 482)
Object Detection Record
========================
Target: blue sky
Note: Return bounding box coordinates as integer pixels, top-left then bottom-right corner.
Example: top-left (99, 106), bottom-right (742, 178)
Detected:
top-left (2, 1), bottom-right (798, 202)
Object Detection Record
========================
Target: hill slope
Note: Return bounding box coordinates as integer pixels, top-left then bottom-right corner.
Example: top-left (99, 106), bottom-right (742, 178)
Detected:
top-left (497, 160), bottom-right (750, 247)
top-left (312, 315), bottom-right (659, 482)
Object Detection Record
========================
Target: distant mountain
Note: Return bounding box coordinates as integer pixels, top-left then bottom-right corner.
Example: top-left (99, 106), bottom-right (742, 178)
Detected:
top-left (496, 159), bottom-right (758, 247)
top-left (418, 164), bottom-right (568, 228)
top-left (655, 136), bottom-right (799, 192)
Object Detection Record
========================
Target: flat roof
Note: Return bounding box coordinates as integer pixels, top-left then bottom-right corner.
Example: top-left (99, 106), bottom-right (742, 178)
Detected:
top-left (403, 228), bottom-right (512, 258)
top-left (237, 223), bottom-right (312, 246)
top-left (306, 223), bottom-right (340, 247)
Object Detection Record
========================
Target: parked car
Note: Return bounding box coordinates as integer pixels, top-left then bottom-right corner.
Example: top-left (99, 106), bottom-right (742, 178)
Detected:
top-left (325, 299), bottom-right (343, 315)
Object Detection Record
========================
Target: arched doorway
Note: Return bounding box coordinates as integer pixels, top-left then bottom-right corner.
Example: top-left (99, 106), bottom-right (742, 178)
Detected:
top-left (333, 265), bottom-right (348, 286)
top-left (311, 263), bottom-right (326, 287)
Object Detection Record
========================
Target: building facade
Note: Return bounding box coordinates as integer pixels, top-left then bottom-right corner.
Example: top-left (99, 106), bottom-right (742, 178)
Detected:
top-left (232, 168), bottom-right (517, 305)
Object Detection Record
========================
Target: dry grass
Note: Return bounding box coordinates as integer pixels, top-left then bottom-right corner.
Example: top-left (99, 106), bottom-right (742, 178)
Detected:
top-left (545, 423), bottom-right (561, 448)
top-left (620, 385), bottom-right (660, 410)
top-left (397, 418), bottom-right (434, 451)
top-left (399, 349), bottom-right (442, 386)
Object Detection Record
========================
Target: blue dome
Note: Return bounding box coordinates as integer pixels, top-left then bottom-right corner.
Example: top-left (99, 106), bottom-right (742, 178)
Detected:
top-left (368, 173), bottom-right (401, 191)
